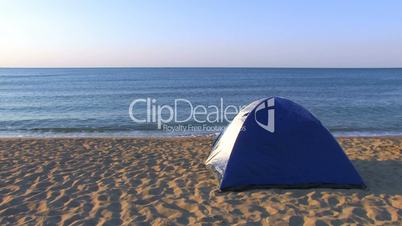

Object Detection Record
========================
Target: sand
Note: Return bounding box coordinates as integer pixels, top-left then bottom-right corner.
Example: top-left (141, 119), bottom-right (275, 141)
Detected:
top-left (0, 136), bottom-right (401, 225)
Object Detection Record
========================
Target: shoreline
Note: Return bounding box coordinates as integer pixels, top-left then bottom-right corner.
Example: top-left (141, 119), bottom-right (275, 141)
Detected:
top-left (0, 134), bottom-right (402, 140)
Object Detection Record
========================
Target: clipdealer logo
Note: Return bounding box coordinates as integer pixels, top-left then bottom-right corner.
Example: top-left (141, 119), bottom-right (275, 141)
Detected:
top-left (254, 97), bottom-right (275, 133)
top-left (129, 98), bottom-right (244, 130)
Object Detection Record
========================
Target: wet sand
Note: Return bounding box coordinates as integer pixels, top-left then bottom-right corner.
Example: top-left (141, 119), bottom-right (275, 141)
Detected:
top-left (0, 137), bottom-right (401, 225)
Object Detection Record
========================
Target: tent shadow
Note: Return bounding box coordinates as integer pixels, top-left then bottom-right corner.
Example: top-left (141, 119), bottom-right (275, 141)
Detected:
top-left (235, 160), bottom-right (401, 196)
top-left (352, 160), bottom-right (402, 195)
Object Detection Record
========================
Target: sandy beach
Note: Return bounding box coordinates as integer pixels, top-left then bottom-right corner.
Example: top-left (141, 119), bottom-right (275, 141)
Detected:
top-left (0, 136), bottom-right (401, 225)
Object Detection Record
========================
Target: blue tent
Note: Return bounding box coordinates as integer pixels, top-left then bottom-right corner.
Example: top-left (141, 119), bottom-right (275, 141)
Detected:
top-left (206, 97), bottom-right (365, 191)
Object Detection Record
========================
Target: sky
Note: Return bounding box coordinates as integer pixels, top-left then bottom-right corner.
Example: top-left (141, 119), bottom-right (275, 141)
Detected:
top-left (0, 0), bottom-right (401, 67)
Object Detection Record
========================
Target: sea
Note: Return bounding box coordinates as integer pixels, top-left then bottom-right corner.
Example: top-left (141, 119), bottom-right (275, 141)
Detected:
top-left (0, 68), bottom-right (401, 137)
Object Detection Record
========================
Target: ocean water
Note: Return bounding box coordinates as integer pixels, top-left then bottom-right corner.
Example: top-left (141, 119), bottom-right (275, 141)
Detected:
top-left (0, 68), bottom-right (401, 137)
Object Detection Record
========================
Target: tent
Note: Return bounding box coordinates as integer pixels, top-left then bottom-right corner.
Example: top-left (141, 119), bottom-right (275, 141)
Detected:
top-left (206, 97), bottom-right (365, 191)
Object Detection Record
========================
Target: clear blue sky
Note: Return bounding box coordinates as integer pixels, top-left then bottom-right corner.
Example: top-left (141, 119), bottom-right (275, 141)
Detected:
top-left (1, 0), bottom-right (401, 67)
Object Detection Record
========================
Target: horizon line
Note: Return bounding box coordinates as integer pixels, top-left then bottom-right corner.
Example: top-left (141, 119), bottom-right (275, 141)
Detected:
top-left (1, 66), bottom-right (402, 69)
